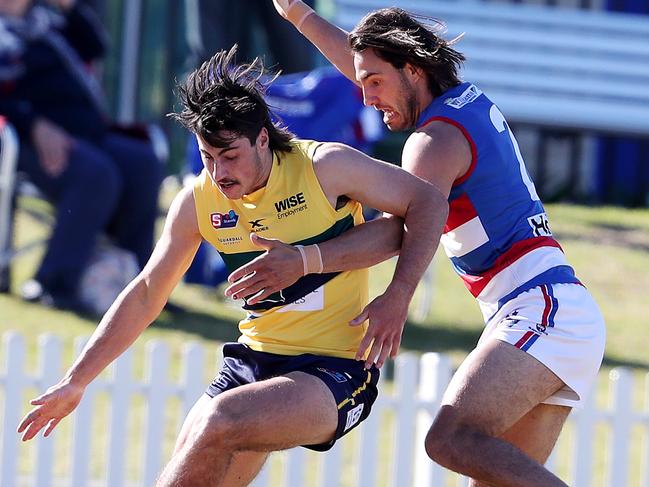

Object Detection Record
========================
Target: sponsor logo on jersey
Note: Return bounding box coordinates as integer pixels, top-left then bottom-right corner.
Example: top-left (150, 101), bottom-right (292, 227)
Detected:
top-left (217, 236), bottom-right (243, 245)
top-left (317, 367), bottom-right (348, 383)
top-left (444, 84), bottom-right (482, 109)
top-left (532, 323), bottom-right (548, 335)
top-left (527, 212), bottom-right (552, 237)
top-left (344, 404), bottom-right (365, 431)
top-left (275, 192), bottom-right (308, 219)
top-left (210, 210), bottom-right (239, 229)
top-left (248, 218), bottom-right (269, 232)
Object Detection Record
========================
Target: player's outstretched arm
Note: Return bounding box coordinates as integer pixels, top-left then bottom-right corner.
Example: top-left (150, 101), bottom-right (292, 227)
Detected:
top-left (17, 186), bottom-right (203, 441)
top-left (272, 0), bottom-right (358, 83)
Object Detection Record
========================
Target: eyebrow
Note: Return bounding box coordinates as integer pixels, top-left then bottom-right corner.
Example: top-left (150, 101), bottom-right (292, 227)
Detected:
top-left (359, 72), bottom-right (380, 82)
top-left (200, 146), bottom-right (237, 157)
top-left (218, 146), bottom-right (237, 155)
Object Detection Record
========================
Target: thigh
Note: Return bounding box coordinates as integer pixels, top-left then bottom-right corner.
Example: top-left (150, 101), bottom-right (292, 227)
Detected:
top-left (439, 338), bottom-right (565, 437)
top-left (198, 371), bottom-right (339, 450)
top-left (481, 283), bottom-right (605, 408)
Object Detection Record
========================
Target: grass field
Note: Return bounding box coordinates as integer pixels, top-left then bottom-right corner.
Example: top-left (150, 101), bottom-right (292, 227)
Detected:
top-left (2, 191), bottom-right (649, 485)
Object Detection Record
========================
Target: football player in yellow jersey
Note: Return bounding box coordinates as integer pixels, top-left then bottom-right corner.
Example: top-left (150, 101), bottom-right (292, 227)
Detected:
top-left (17, 46), bottom-right (448, 486)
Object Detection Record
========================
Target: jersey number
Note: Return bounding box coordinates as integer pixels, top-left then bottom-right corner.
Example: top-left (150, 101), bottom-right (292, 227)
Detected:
top-left (489, 105), bottom-right (540, 201)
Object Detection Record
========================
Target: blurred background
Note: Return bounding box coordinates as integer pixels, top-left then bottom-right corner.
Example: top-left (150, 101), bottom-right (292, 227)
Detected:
top-left (1, 0), bottom-right (649, 486)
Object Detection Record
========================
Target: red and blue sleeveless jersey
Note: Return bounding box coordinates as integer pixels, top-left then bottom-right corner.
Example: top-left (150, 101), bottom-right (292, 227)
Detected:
top-left (416, 82), bottom-right (581, 322)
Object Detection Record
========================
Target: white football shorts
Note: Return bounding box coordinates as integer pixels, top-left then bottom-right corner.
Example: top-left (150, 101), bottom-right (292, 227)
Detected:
top-left (479, 282), bottom-right (606, 408)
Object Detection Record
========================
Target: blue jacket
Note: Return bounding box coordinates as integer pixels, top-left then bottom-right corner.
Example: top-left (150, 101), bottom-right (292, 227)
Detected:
top-left (0, 4), bottom-right (109, 142)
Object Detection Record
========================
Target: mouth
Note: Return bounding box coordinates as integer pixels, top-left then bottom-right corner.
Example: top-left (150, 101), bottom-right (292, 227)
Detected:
top-left (217, 180), bottom-right (239, 192)
top-left (377, 107), bottom-right (398, 125)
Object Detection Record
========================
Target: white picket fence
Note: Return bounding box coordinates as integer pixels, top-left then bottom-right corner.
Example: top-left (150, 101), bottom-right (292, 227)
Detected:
top-left (0, 331), bottom-right (647, 487)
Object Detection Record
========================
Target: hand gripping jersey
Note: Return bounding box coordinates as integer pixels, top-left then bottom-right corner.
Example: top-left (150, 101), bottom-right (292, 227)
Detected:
top-left (193, 139), bottom-right (368, 358)
top-left (416, 83), bottom-right (581, 323)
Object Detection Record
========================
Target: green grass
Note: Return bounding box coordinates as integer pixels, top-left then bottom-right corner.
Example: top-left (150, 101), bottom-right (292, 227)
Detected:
top-left (2, 195), bottom-right (649, 485)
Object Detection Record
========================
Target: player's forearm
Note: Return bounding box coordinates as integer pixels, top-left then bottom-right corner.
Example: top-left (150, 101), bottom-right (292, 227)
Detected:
top-left (390, 186), bottom-right (448, 298)
top-left (62, 278), bottom-right (164, 388)
top-left (290, 7), bottom-right (358, 84)
top-left (318, 215), bottom-right (403, 272)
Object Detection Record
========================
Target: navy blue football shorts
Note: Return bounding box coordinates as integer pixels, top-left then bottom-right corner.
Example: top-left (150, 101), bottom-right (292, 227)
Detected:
top-left (205, 342), bottom-right (380, 451)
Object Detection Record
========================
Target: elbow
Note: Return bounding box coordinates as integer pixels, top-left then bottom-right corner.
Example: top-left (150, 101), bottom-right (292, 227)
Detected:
top-left (425, 185), bottom-right (449, 226)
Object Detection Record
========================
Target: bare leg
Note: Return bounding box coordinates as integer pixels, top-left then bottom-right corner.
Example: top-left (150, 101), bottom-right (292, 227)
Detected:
top-left (157, 372), bottom-right (338, 486)
top-left (467, 403), bottom-right (571, 487)
top-left (425, 339), bottom-right (569, 487)
top-left (173, 395), bottom-right (269, 486)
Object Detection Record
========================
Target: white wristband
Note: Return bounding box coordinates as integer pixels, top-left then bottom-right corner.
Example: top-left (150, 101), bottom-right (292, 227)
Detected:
top-left (295, 244), bottom-right (323, 275)
top-left (286, 1), bottom-right (315, 31)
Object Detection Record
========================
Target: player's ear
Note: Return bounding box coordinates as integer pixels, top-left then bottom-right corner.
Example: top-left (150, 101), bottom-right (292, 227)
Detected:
top-left (405, 62), bottom-right (424, 82)
top-left (257, 127), bottom-right (269, 150)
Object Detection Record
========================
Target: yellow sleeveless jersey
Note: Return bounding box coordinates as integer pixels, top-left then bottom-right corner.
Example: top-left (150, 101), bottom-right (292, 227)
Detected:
top-left (193, 139), bottom-right (369, 358)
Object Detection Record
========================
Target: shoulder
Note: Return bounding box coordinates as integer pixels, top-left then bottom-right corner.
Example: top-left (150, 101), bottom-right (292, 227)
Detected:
top-left (401, 120), bottom-right (472, 197)
top-left (168, 185), bottom-right (199, 233)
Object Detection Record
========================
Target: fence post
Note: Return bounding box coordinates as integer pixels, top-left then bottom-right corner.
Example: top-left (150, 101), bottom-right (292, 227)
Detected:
top-left (607, 367), bottom-right (634, 487)
top-left (643, 373), bottom-right (649, 487)
top-left (320, 440), bottom-right (343, 487)
top-left (71, 337), bottom-right (95, 487)
top-left (285, 447), bottom-right (306, 486)
top-left (1, 332), bottom-right (25, 487)
top-left (142, 341), bottom-right (170, 486)
top-left (356, 393), bottom-right (385, 486)
top-left (415, 352), bottom-right (452, 487)
top-left (35, 335), bottom-right (61, 487)
top-left (180, 342), bottom-right (205, 419)
top-left (391, 353), bottom-right (419, 487)
top-left (106, 347), bottom-right (133, 487)
top-left (572, 384), bottom-right (598, 486)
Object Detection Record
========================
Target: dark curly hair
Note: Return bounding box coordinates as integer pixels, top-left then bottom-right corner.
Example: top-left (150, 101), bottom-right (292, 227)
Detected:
top-left (349, 8), bottom-right (465, 97)
top-left (170, 45), bottom-right (294, 152)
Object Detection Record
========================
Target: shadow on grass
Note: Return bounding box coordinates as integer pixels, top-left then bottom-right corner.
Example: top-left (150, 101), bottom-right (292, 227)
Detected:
top-left (602, 355), bottom-right (649, 371)
top-left (152, 307), bottom-right (242, 343)
top-left (401, 320), bottom-right (481, 355)
top-left (154, 310), bottom-right (649, 372)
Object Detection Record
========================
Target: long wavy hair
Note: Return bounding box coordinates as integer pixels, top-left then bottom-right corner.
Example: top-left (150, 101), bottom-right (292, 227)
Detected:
top-left (349, 8), bottom-right (465, 97)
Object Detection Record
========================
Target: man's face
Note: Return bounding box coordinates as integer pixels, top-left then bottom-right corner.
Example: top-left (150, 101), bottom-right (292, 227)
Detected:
top-left (354, 48), bottom-right (419, 131)
top-left (196, 130), bottom-right (270, 200)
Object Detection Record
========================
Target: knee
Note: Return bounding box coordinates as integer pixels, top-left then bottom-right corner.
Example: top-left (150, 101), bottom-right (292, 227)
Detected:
top-left (424, 407), bottom-right (479, 470)
top-left (186, 398), bottom-right (245, 451)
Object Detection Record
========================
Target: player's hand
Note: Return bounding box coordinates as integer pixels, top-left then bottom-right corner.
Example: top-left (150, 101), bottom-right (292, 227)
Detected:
top-left (225, 233), bottom-right (304, 305)
top-left (351, 285), bottom-right (411, 369)
top-left (272, 0), bottom-right (314, 28)
top-left (17, 379), bottom-right (84, 441)
top-left (31, 118), bottom-right (74, 177)
top-left (272, 0), bottom-right (299, 20)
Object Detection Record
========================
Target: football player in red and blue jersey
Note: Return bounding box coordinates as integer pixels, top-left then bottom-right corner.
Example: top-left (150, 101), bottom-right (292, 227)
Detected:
top-left (229, 4), bottom-right (606, 486)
